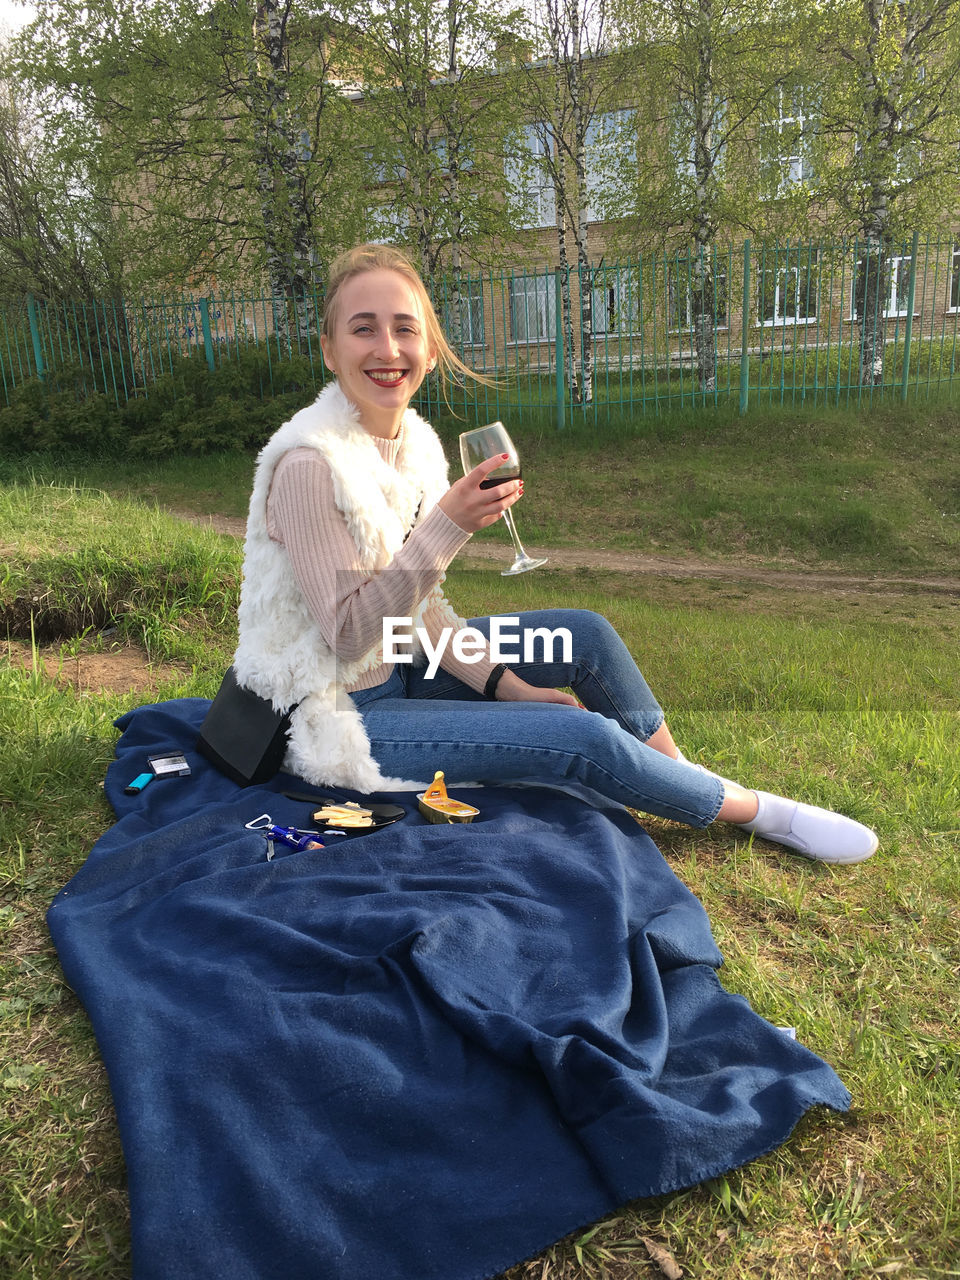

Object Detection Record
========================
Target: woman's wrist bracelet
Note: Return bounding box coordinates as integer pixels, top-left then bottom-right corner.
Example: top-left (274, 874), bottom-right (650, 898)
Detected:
top-left (484, 663), bottom-right (508, 701)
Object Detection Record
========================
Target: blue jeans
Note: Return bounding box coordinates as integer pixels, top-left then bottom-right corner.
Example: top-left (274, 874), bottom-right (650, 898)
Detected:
top-left (349, 609), bottom-right (724, 827)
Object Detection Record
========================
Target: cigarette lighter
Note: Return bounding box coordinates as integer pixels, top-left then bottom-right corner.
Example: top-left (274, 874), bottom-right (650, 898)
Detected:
top-left (124, 772), bottom-right (154, 795)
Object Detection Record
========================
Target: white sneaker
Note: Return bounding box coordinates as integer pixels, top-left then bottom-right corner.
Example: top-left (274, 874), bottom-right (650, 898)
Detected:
top-left (738, 790), bottom-right (878, 865)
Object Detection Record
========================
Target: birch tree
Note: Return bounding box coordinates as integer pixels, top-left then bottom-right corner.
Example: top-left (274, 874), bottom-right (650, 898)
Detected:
top-left (511, 0), bottom-right (623, 404)
top-left (809, 0), bottom-right (960, 385)
top-left (246, 0), bottom-right (317, 336)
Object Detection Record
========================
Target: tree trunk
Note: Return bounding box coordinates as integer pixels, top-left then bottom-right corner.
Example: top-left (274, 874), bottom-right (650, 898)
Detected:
top-left (855, 231), bottom-right (889, 387)
top-left (548, 51), bottom-right (580, 406)
top-left (691, 242), bottom-right (717, 396)
top-left (856, 172), bottom-right (892, 387)
top-left (445, 0), bottom-right (463, 350)
top-left (445, 245), bottom-right (463, 351)
top-left (691, 0), bottom-right (717, 395)
top-left (252, 0), bottom-right (313, 343)
top-left (575, 234), bottom-right (593, 406)
top-left (555, 210), bottom-right (579, 406)
top-left (572, 92), bottom-right (593, 404)
top-left (854, 2), bottom-right (906, 388)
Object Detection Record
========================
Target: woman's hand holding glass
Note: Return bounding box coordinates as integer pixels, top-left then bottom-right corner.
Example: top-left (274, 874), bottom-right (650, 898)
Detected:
top-left (438, 454), bottom-right (523, 533)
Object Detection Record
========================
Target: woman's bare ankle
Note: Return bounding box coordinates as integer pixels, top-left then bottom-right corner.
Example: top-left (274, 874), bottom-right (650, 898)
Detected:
top-left (717, 782), bottom-right (760, 825)
top-left (646, 722), bottom-right (680, 758)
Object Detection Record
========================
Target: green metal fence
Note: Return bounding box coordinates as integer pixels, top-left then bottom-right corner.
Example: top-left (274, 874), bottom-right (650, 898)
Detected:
top-left (3, 237), bottom-right (959, 428)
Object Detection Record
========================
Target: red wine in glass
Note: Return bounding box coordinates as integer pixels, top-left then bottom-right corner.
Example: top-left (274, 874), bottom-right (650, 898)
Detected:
top-left (478, 467), bottom-right (522, 490)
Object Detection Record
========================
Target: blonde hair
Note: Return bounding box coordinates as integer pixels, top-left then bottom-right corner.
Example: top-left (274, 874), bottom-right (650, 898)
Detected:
top-left (321, 243), bottom-right (491, 391)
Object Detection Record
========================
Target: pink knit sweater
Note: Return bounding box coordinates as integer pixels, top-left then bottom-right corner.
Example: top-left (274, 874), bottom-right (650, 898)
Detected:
top-left (266, 437), bottom-right (497, 694)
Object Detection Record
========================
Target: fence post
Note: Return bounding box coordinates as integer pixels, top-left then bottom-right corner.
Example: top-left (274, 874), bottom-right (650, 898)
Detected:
top-left (900, 230), bottom-right (919, 403)
top-left (739, 241), bottom-right (751, 415)
top-left (198, 297), bottom-right (216, 371)
top-left (26, 293), bottom-right (45, 381)
top-left (554, 267), bottom-right (565, 431)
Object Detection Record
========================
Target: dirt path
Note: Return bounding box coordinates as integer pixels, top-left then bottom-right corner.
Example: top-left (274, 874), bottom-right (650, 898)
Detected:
top-left (175, 510), bottom-right (960, 598)
top-left (11, 512), bottom-right (954, 699)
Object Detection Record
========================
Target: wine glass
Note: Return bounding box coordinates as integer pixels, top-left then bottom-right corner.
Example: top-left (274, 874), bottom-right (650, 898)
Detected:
top-left (459, 422), bottom-right (547, 575)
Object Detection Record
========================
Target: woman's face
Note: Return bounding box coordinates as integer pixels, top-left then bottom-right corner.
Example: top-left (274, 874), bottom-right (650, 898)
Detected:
top-left (320, 268), bottom-right (436, 438)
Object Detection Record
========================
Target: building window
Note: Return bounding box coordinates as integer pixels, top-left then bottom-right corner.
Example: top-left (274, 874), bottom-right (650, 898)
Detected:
top-left (443, 280), bottom-right (485, 347)
top-left (760, 89), bottom-right (815, 195)
top-left (851, 254), bottom-right (913, 319)
top-left (505, 124), bottom-right (556, 230)
top-left (428, 133), bottom-right (474, 175)
top-left (883, 255), bottom-right (911, 317)
top-left (364, 147), bottom-right (405, 185)
top-left (951, 245), bottom-right (960, 313)
top-left (429, 134), bottom-right (449, 172)
top-left (672, 99), bottom-right (727, 185)
top-left (509, 273), bottom-right (556, 343)
top-left (853, 75), bottom-right (924, 186)
top-left (667, 264), bottom-right (728, 331)
top-left (591, 269), bottom-right (641, 336)
top-left (584, 109), bottom-right (636, 222)
top-left (366, 202), bottom-right (408, 245)
top-left (758, 248), bottom-right (819, 324)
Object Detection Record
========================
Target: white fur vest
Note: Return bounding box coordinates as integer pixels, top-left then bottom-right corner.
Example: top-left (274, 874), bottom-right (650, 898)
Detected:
top-left (233, 382), bottom-right (451, 790)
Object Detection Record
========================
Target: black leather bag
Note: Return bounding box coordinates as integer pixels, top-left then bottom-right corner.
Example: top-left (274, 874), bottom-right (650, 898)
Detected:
top-left (196, 667), bottom-right (299, 787)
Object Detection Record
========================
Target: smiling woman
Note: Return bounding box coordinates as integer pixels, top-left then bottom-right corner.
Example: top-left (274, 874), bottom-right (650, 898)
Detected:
top-left (217, 241), bottom-right (878, 865)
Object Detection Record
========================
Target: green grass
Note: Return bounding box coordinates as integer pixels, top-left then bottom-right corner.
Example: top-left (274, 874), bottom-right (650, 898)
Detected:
top-left (0, 481), bottom-right (240, 670)
top-left (0, 452), bottom-right (257, 520)
top-left (468, 399), bottom-right (959, 572)
top-left (2, 398), bottom-right (957, 574)
top-left (1, 443), bottom-right (959, 1277)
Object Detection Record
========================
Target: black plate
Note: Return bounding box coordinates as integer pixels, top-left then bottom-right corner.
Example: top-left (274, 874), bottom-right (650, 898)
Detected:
top-left (282, 791), bottom-right (406, 834)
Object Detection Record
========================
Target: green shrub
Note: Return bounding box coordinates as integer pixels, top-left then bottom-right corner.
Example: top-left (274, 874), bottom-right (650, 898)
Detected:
top-left (0, 344), bottom-right (326, 456)
top-left (0, 378), bottom-right (124, 453)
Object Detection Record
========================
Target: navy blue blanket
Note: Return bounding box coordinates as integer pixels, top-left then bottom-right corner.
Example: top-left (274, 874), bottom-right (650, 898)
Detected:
top-left (48, 700), bottom-right (850, 1280)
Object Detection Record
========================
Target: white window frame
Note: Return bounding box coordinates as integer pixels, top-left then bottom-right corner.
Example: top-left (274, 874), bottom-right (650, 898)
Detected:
top-left (883, 255), bottom-right (912, 318)
top-left (330, 79), bottom-right (363, 99)
top-left (509, 273), bottom-right (556, 344)
top-left (853, 127), bottom-right (917, 185)
top-left (848, 253), bottom-right (914, 320)
top-left (505, 124), bottom-right (556, 231)
top-left (366, 202), bottom-right (408, 245)
top-left (591, 269), bottom-right (642, 337)
top-left (760, 89), bottom-right (815, 197)
top-left (948, 245), bottom-right (960, 313)
top-left (853, 71), bottom-right (924, 186)
top-left (428, 133), bottom-right (474, 175)
top-left (364, 147), bottom-right (406, 185)
top-left (673, 99), bottom-right (727, 186)
top-left (584, 109), bottom-right (636, 223)
top-left (758, 250), bottom-right (819, 326)
top-left (666, 266), bottom-right (729, 333)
